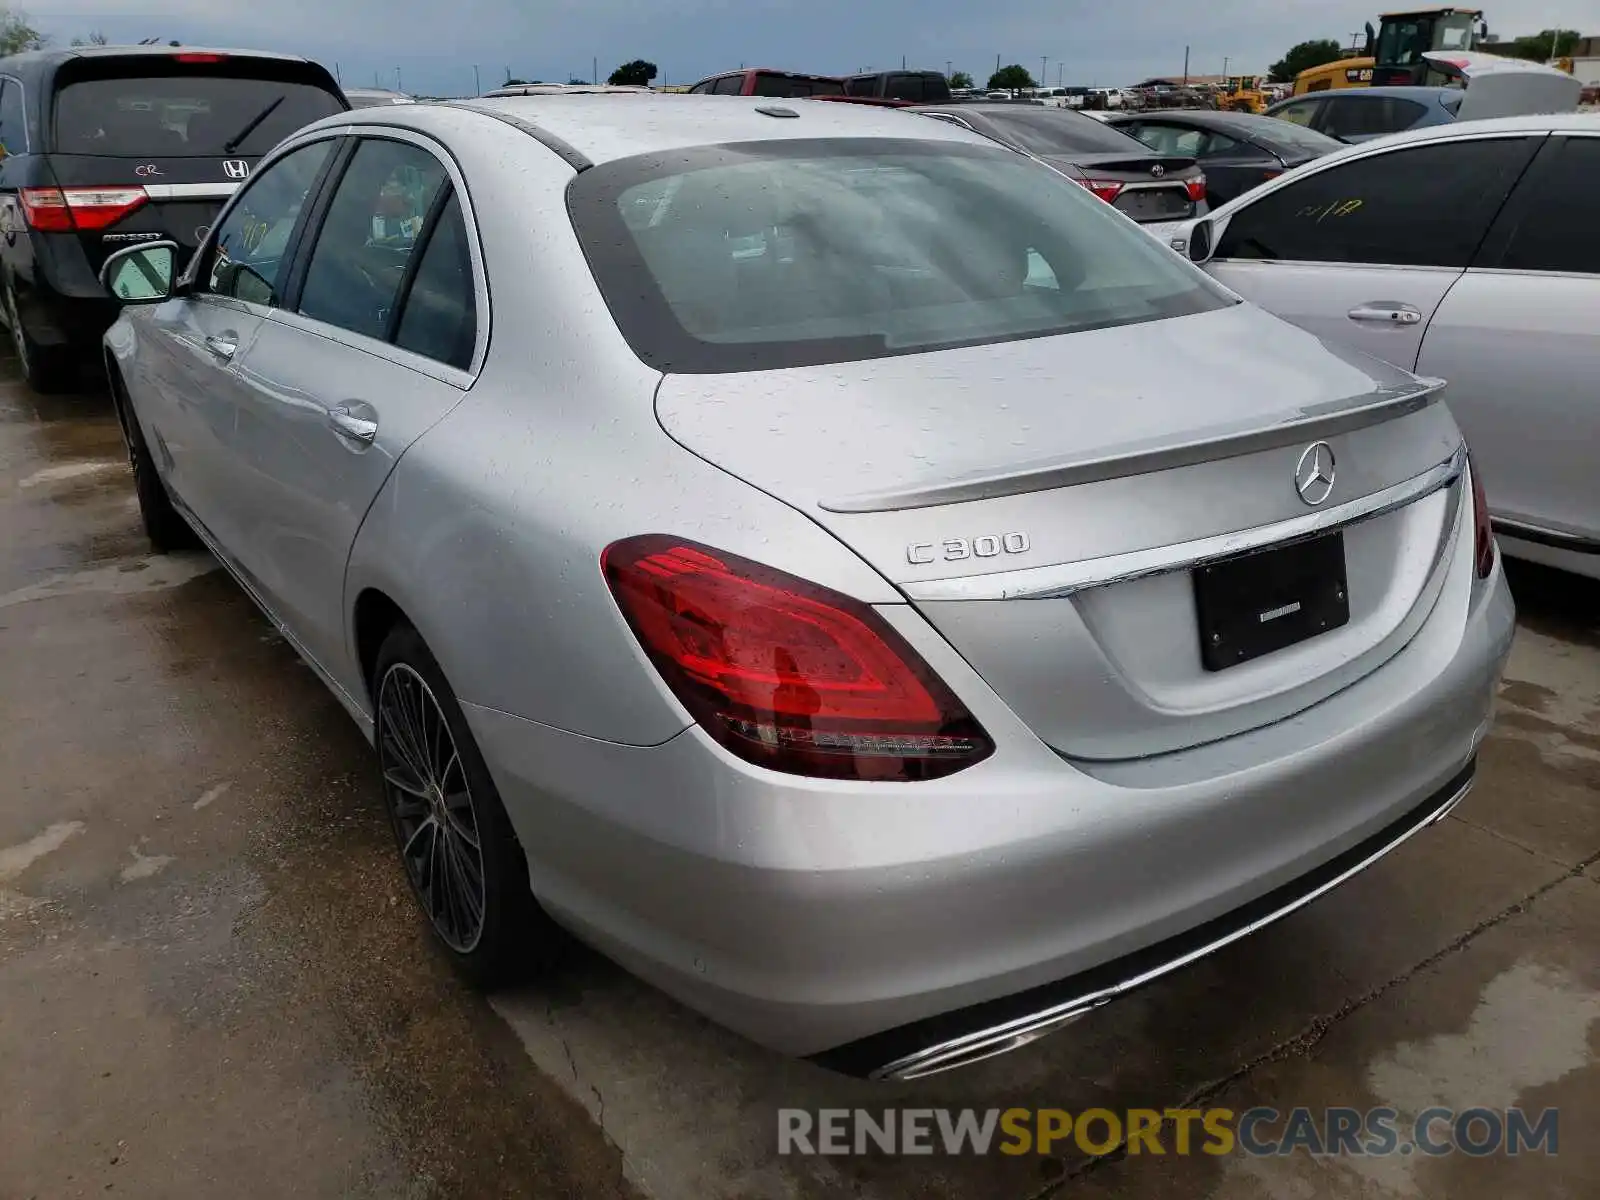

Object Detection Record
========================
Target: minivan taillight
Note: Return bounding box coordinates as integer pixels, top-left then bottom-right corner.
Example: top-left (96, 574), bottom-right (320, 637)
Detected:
top-left (603, 536), bottom-right (993, 780)
top-left (1184, 175), bottom-right (1208, 203)
top-left (20, 186), bottom-right (148, 232)
top-left (1469, 455), bottom-right (1495, 579)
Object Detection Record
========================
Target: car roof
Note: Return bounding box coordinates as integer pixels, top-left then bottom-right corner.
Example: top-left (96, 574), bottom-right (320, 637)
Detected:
top-left (0, 43), bottom-right (313, 68)
top-left (384, 93), bottom-right (976, 165)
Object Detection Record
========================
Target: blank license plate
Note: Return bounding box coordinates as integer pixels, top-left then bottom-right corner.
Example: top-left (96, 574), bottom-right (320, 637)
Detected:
top-left (1192, 532), bottom-right (1350, 671)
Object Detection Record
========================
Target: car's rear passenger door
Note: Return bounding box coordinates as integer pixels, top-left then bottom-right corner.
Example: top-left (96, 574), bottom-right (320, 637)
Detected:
top-left (224, 132), bottom-right (485, 699)
top-left (1204, 134), bottom-right (1542, 371)
top-left (1417, 132), bottom-right (1600, 554)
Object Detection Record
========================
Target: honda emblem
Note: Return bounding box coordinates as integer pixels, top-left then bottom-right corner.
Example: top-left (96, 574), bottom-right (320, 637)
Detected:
top-left (222, 159), bottom-right (250, 180)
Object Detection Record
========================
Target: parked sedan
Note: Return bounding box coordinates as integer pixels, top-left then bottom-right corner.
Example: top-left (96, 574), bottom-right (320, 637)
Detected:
top-left (914, 102), bottom-right (1208, 222)
top-left (1155, 113), bottom-right (1600, 579)
top-left (101, 95), bottom-right (1509, 1079)
top-left (1107, 109), bottom-right (1343, 205)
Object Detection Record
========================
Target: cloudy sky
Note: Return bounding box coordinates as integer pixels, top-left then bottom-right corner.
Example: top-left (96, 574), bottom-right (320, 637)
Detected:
top-left (24, 0), bottom-right (1596, 95)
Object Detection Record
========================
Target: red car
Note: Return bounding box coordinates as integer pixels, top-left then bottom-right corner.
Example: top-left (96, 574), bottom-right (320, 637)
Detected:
top-left (686, 69), bottom-right (845, 98)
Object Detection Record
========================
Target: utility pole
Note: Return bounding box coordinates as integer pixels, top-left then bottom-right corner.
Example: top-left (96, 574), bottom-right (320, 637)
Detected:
top-left (592, 56), bottom-right (598, 84)
top-left (1182, 45), bottom-right (1190, 86)
top-left (1041, 55), bottom-right (1048, 86)
top-left (395, 66), bottom-right (402, 92)
top-left (996, 52), bottom-right (1001, 80)
top-left (902, 54), bottom-right (907, 70)
top-left (946, 59), bottom-right (952, 79)
top-left (1222, 55), bottom-right (1229, 79)
top-left (473, 64), bottom-right (481, 96)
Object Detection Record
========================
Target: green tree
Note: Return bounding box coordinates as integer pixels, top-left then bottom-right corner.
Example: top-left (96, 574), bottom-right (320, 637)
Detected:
top-left (1268, 38), bottom-right (1345, 83)
top-left (608, 59), bottom-right (658, 87)
top-left (70, 30), bottom-right (109, 47)
top-left (0, 6), bottom-right (44, 55)
top-left (987, 64), bottom-right (1035, 93)
top-left (949, 70), bottom-right (974, 89)
top-left (1501, 29), bottom-right (1580, 62)
top-left (566, 77), bottom-right (587, 85)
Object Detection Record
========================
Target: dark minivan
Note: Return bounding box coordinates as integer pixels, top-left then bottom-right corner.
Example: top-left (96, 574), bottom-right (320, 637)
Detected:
top-left (0, 45), bottom-right (348, 390)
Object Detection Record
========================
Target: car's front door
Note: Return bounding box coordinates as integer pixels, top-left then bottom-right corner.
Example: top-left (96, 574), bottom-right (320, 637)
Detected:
top-left (224, 134), bottom-right (482, 694)
top-left (1204, 134), bottom-right (1543, 371)
top-left (139, 137), bottom-right (339, 546)
top-left (1418, 133), bottom-right (1600, 553)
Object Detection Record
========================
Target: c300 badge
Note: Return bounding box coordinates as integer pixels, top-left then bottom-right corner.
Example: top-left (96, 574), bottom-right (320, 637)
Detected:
top-left (907, 532), bottom-right (1030, 564)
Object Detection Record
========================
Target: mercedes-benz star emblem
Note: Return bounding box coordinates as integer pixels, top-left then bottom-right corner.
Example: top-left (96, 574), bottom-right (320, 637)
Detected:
top-left (1295, 441), bottom-right (1337, 506)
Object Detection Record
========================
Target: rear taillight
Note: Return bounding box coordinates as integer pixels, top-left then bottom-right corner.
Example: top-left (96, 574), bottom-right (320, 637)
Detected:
top-left (603, 536), bottom-right (993, 780)
top-left (1074, 178), bottom-right (1124, 204)
top-left (1468, 455), bottom-right (1495, 579)
top-left (1185, 175), bottom-right (1207, 203)
top-left (20, 186), bottom-right (148, 232)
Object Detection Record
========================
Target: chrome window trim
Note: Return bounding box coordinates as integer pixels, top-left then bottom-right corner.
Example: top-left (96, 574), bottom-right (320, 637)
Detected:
top-left (144, 181), bottom-right (241, 200)
top-left (901, 442), bottom-right (1466, 601)
top-left (873, 768), bottom-right (1475, 1080)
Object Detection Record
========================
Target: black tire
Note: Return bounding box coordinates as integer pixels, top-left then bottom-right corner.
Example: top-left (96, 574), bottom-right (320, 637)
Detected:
top-left (372, 622), bottom-right (558, 988)
top-left (4, 276), bottom-right (76, 394)
top-left (113, 375), bottom-right (200, 552)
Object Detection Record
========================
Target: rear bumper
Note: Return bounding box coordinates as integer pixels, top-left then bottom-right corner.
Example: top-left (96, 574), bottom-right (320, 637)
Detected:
top-left (466, 536), bottom-right (1512, 1067)
top-left (817, 759), bottom-right (1475, 1079)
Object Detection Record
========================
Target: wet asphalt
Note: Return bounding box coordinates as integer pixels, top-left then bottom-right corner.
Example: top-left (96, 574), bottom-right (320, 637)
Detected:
top-left (2, 353), bottom-right (1597, 1200)
top-left (0, 361), bottom-right (637, 1198)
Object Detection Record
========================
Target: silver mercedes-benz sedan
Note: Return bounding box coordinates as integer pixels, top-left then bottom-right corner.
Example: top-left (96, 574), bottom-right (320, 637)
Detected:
top-left (99, 94), bottom-right (1513, 1079)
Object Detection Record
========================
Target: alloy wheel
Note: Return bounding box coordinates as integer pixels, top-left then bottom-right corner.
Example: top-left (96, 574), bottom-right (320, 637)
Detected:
top-left (377, 662), bottom-right (487, 952)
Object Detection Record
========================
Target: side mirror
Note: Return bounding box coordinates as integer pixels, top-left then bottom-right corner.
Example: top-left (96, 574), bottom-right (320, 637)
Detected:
top-left (1176, 218), bottom-right (1215, 264)
top-left (101, 241), bottom-right (179, 303)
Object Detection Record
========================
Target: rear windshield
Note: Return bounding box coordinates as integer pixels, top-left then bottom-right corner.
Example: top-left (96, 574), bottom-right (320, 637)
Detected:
top-left (568, 138), bottom-right (1232, 373)
top-left (753, 73), bottom-right (844, 98)
top-left (972, 108), bottom-right (1149, 156)
top-left (53, 73), bottom-right (345, 156)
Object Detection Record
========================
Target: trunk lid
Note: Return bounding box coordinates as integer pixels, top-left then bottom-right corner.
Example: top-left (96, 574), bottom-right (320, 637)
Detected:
top-left (656, 303), bottom-right (1467, 759)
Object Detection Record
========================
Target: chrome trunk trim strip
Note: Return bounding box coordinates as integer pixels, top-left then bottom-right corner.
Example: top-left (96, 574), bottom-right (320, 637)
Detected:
top-left (902, 443), bottom-right (1466, 601)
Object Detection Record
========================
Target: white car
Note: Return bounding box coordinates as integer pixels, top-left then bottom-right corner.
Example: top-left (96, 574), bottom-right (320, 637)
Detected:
top-left (1154, 110), bottom-right (1600, 578)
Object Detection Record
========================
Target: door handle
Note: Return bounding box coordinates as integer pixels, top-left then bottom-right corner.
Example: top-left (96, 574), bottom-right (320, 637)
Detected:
top-left (327, 406), bottom-right (377, 444)
top-left (1347, 302), bottom-right (1422, 326)
top-left (204, 334), bottom-right (238, 360)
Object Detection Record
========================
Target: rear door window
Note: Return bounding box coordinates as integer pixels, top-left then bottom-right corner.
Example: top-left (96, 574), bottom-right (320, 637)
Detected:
top-left (1478, 137), bottom-right (1600, 276)
top-left (297, 138), bottom-right (450, 341)
top-left (1320, 95), bottom-right (1427, 140)
top-left (393, 192), bottom-right (478, 369)
top-left (52, 73), bottom-right (345, 157)
top-left (0, 79), bottom-right (25, 156)
top-left (884, 75), bottom-right (925, 102)
top-left (1214, 137), bottom-right (1539, 268)
top-left (712, 76), bottom-right (745, 96)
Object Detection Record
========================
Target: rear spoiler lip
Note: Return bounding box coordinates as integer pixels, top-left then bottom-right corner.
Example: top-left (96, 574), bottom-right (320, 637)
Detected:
top-left (820, 377), bottom-right (1446, 514)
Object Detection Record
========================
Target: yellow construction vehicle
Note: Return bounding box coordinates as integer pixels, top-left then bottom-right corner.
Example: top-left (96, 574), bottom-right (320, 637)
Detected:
top-left (1219, 75), bottom-right (1271, 112)
top-left (1293, 8), bottom-right (1486, 94)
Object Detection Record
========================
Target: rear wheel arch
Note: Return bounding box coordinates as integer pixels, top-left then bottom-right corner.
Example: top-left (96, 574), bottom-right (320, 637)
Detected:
top-left (353, 587), bottom-right (411, 702)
